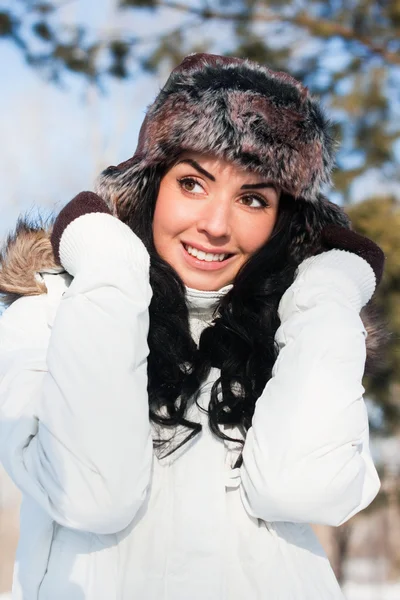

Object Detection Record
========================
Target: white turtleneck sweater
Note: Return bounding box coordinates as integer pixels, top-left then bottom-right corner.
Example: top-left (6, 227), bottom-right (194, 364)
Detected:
top-left (185, 284), bottom-right (232, 345)
top-left (0, 213), bottom-right (380, 600)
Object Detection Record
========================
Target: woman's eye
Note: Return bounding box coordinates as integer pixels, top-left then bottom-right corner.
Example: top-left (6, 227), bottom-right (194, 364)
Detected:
top-left (239, 194), bottom-right (268, 209)
top-left (178, 177), bottom-right (204, 194)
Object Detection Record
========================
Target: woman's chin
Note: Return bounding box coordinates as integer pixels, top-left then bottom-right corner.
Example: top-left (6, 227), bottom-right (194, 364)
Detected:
top-left (179, 270), bottom-right (232, 291)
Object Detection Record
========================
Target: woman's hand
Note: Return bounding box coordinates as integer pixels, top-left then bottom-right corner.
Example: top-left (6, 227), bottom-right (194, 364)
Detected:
top-left (321, 224), bottom-right (385, 287)
top-left (51, 191), bottom-right (111, 265)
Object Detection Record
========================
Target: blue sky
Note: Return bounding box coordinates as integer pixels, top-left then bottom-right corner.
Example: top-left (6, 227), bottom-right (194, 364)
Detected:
top-left (0, 39), bottom-right (157, 237)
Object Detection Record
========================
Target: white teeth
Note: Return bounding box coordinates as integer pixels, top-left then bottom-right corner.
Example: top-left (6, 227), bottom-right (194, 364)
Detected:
top-left (185, 245), bottom-right (228, 262)
top-left (187, 245), bottom-right (199, 257)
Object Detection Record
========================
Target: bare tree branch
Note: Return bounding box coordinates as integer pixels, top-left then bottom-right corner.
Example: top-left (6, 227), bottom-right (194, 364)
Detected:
top-left (157, 1), bottom-right (400, 66)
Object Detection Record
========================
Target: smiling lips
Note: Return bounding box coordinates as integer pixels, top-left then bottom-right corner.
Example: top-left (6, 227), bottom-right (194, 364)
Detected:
top-left (183, 243), bottom-right (230, 262)
top-left (182, 243), bottom-right (235, 270)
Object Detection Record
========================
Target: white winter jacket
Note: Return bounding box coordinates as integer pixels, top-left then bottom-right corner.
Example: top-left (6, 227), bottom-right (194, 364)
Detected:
top-left (0, 213), bottom-right (380, 599)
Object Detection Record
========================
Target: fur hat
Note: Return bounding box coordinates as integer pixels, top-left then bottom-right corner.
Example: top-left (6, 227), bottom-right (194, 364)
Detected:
top-left (95, 53), bottom-right (337, 221)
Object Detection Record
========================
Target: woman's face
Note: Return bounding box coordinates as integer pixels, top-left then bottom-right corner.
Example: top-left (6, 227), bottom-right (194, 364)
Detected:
top-left (152, 153), bottom-right (280, 291)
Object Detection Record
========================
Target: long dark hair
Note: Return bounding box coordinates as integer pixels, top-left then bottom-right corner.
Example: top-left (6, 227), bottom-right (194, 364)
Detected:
top-left (126, 164), bottom-right (301, 465)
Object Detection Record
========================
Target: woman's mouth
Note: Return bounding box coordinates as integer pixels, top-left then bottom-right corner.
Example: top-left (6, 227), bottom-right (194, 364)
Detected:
top-left (181, 243), bottom-right (235, 270)
top-left (183, 243), bottom-right (232, 262)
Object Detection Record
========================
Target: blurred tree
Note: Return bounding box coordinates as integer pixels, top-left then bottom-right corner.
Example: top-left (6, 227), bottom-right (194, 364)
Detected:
top-left (346, 196), bottom-right (400, 433)
top-left (343, 196), bottom-right (400, 575)
top-left (0, 0), bottom-right (399, 200)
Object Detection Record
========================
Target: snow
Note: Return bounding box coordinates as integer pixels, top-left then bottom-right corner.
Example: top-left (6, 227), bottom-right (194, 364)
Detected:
top-left (342, 582), bottom-right (400, 600)
top-left (1, 583), bottom-right (400, 599)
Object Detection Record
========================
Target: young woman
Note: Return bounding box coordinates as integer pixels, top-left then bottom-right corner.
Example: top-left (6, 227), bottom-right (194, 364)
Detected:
top-left (0, 53), bottom-right (384, 599)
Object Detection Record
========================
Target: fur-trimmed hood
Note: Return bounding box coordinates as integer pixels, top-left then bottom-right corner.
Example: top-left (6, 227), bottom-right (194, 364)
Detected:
top-left (0, 215), bottom-right (386, 375)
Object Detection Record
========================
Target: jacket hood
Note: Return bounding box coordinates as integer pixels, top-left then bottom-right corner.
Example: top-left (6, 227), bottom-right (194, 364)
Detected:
top-left (0, 214), bottom-right (387, 375)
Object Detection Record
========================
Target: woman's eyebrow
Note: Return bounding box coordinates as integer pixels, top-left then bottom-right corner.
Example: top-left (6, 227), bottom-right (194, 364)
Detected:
top-left (177, 159), bottom-right (216, 181)
top-left (241, 182), bottom-right (277, 191)
top-left (177, 160), bottom-right (276, 192)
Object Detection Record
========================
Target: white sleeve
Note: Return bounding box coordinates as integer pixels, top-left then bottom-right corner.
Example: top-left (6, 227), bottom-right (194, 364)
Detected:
top-left (0, 213), bottom-right (153, 534)
top-left (240, 249), bottom-right (381, 527)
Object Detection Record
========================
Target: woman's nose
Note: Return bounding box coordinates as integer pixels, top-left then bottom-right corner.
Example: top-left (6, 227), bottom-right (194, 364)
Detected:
top-left (196, 200), bottom-right (232, 239)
